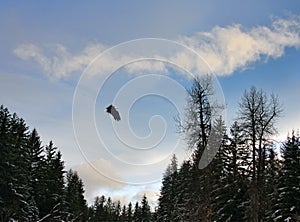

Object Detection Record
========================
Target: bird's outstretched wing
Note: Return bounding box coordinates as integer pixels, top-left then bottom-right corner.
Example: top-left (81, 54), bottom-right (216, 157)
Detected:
top-left (105, 105), bottom-right (121, 121)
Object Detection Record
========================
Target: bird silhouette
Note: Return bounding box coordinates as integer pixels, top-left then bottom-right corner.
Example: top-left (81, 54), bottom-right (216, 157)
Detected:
top-left (105, 104), bottom-right (121, 121)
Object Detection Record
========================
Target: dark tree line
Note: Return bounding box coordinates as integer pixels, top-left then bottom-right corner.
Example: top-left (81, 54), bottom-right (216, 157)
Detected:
top-left (155, 78), bottom-right (299, 221)
top-left (89, 194), bottom-right (152, 221)
top-left (0, 105), bottom-right (88, 221)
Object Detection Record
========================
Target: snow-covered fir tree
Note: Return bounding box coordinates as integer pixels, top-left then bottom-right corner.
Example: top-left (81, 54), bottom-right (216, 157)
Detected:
top-left (273, 133), bottom-right (300, 221)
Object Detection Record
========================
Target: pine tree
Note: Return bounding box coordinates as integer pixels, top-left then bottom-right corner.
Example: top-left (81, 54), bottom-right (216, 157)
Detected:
top-left (127, 202), bottom-right (133, 221)
top-left (64, 169), bottom-right (88, 221)
top-left (211, 116), bottom-right (234, 221)
top-left (133, 202), bottom-right (141, 222)
top-left (228, 122), bottom-right (249, 221)
top-left (11, 114), bottom-right (29, 220)
top-left (0, 106), bottom-right (45, 221)
top-left (39, 141), bottom-right (65, 220)
top-left (114, 200), bottom-right (122, 221)
top-left (157, 155), bottom-right (178, 221)
top-left (173, 160), bottom-right (193, 221)
top-left (120, 204), bottom-right (127, 221)
top-left (212, 121), bottom-right (249, 221)
top-left (90, 195), bottom-right (107, 221)
top-left (0, 105), bottom-right (90, 221)
top-left (0, 107), bottom-right (42, 220)
top-left (140, 194), bottom-right (151, 222)
top-left (273, 134), bottom-right (300, 221)
top-left (264, 144), bottom-right (281, 220)
top-left (0, 105), bottom-right (15, 221)
top-left (24, 128), bottom-right (45, 221)
top-left (106, 197), bottom-right (114, 221)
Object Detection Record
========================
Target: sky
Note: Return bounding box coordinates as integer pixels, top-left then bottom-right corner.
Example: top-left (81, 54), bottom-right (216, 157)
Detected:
top-left (1, 1), bottom-right (300, 207)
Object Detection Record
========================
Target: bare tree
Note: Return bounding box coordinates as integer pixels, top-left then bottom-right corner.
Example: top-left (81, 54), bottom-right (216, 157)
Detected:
top-left (238, 86), bottom-right (282, 222)
top-left (177, 75), bottom-right (224, 221)
top-left (178, 76), bottom-right (212, 152)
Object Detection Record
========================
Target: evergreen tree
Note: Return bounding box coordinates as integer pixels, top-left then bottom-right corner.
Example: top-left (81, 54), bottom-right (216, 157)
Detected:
top-left (212, 121), bottom-right (248, 221)
top-left (0, 108), bottom-right (33, 221)
top-left (11, 113), bottom-right (32, 220)
top-left (90, 195), bottom-right (107, 221)
top-left (127, 202), bottom-right (133, 221)
top-left (0, 105), bottom-right (90, 221)
top-left (264, 145), bottom-right (281, 220)
top-left (106, 197), bottom-right (114, 221)
top-left (157, 155), bottom-right (178, 221)
top-left (0, 106), bottom-right (17, 221)
top-left (227, 122), bottom-right (249, 221)
top-left (273, 134), bottom-right (300, 221)
top-left (140, 194), bottom-right (151, 222)
top-left (64, 169), bottom-right (88, 221)
top-left (114, 200), bottom-right (122, 221)
top-left (40, 141), bottom-right (65, 220)
top-left (120, 204), bottom-right (127, 221)
top-left (133, 202), bottom-right (141, 222)
top-left (211, 121), bottom-right (250, 221)
top-left (24, 128), bottom-right (44, 221)
top-left (173, 160), bottom-right (193, 221)
top-left (211, 116), bottom-right (233, 221)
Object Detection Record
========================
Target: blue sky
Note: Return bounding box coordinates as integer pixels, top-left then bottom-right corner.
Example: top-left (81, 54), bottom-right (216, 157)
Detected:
top-left (1, 1), bottom-right (300, 207)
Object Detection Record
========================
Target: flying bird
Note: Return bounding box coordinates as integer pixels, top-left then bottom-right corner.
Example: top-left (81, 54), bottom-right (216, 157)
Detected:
top-left (105, 104), bottom-right (121, 121)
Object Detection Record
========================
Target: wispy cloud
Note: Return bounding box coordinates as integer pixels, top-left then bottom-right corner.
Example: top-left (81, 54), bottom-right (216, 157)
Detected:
top-left (179, 15), bottom-right (300, 75)
top-left (13, 43), bottom-right (106, 80)
top-left (13, 43), bottom-right (51, 73)
top-left (13, 15), bottom-right (300, 79)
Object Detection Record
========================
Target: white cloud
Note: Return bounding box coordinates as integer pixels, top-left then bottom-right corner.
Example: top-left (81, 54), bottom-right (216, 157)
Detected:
top-left (13, 42), bottom-right (168, 79)
top-left (13, 15), bottom-right (300, 79)
top-left (13, 43), bottom-right (107, 80)
top-left (125, 60), bottom-right (168, 74)
top-left (73, 159), bottom-right (125, 201)
top-left (178, 15), bottom-right (300, 75)
top-left (13, 43), bottom-right (51, 73)
top-left (73, 159), bottom-right (163, 208)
